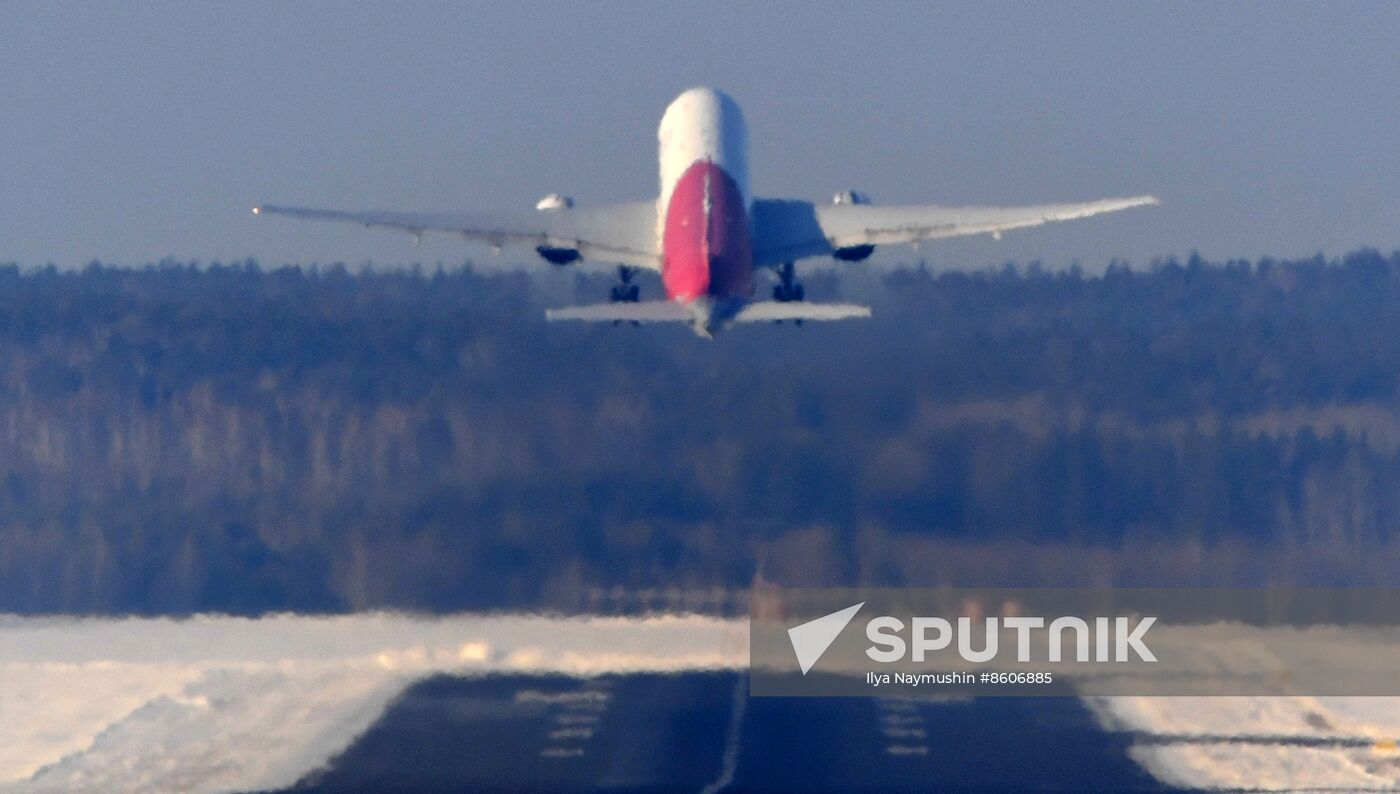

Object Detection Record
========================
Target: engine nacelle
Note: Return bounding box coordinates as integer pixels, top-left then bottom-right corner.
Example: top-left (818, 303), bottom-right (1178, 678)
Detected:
top-left (534, 194), bottom-right (581, 264)
top-left (832, 190), bottom-right (875, 260)
top-left (832, 190), bottom-right (870, 206)
top-left (833, 244), bottom-right (875, 262)
top-left (535, 193), bottom-right (574, 211)
top-left (536, 246), bottom-right (581, 265)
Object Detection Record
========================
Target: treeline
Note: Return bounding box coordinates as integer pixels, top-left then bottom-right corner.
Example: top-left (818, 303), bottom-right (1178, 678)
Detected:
top-left (1, 251), bottom-right (1399, 614)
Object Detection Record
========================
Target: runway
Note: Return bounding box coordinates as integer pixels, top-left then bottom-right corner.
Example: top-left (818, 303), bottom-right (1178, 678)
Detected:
top-left (1, 613), bottom-right (1397, 792)
top-left (286, 672), bottom-right (1170, 792)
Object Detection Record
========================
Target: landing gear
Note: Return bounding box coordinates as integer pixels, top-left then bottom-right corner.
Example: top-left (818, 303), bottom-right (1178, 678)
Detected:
top-left (608, 266), bottom-right (640, 326)
top-left (772, 261), bottom-right (804, 325)
top-left (772, 261), bottom-right (804, 303)
top-left (609, 266), bottom-right (640, 303)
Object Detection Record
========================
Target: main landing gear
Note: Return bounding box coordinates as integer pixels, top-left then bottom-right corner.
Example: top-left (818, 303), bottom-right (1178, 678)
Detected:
top-left (609, 266), bottom-right (640, 326)
top-left (609, 266), bottom-right (640, 303)
top-left (772, 261), bottom-right (804, 325)
top-left (772, 261), bottom-right (804, 303)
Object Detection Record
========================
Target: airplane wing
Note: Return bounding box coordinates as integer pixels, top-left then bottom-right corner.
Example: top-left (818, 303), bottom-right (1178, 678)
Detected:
top-left (751, 195), bottom-right (1158, 266)
top-left (253, 202), bottom-right (662, 271)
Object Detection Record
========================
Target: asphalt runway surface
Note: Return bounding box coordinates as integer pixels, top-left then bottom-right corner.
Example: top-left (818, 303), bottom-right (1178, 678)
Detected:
top-left (282, 672), bottom-right (1181, 793)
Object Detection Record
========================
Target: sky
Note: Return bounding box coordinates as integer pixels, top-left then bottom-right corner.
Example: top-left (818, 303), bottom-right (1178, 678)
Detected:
top-left (1, 1), bottom-right (1398, 272)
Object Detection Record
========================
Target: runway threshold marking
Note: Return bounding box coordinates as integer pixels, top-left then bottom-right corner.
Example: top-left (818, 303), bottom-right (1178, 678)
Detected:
top-left (878, 699), bottom-right (930, 758)
top-left (518, 684), bottom-right (612, 760)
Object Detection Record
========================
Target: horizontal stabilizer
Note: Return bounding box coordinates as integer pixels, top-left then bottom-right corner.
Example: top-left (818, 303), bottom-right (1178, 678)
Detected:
top-left (545, 300), bottom-right (872, 328)
top-left (545, 302), bottom-right (692, 323)
top-left (732, 302), bottom-right (871, 323)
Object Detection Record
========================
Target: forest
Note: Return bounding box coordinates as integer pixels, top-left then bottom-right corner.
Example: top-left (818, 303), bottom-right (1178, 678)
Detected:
top-left (2, 250), bottom-right (1400, 614)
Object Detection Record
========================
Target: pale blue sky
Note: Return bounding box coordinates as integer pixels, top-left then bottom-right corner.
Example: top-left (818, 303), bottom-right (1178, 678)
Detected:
top-left (1, 2), bottom-right (1397, 270)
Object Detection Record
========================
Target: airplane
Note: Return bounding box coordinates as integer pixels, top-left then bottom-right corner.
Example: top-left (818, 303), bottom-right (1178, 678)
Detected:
top-left (253, 87), bottom-right (1157, 338)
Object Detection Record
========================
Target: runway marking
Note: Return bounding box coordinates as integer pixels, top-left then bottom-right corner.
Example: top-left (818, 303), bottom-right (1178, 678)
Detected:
top-left (698, 674), bottom-right (749, 794)
top-left (879, 714), bottom-right (923, 727)
top-left (548, 727), bottom-right (595, 740)
top-left (876, 699), bottom-right (929, 758)
top-left (881, 727), bottom-right (928, 740)
top-left (515, 689), bottom-right (611, 705)
top-left (553, 713), bottom-right (600, 726)
top-left (518, 684), bottom-right (611, 761)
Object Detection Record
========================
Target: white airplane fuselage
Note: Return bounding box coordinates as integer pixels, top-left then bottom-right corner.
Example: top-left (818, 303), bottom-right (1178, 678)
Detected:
top-left (656, 88), bottom-right (755, 327)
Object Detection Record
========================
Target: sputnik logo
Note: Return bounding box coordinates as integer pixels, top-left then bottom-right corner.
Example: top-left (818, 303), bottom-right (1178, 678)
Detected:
top-left (787, 602), bottom-right (864, 675)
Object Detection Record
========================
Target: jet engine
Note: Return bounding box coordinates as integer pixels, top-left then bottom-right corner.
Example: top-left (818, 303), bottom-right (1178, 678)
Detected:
top-left (535, 193), bottom-right (574, 211)
top-left (831, 190), bottom-right (875, 261)
top-left (534, 194), bottom-right (581, 265)
top-left (832, 190), bottom-right (869, 206)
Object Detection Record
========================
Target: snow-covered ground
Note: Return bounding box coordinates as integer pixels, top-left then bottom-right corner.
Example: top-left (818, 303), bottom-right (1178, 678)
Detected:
top-left (1088, 696), bottom-right (1400, 791)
